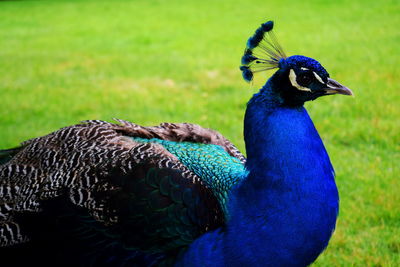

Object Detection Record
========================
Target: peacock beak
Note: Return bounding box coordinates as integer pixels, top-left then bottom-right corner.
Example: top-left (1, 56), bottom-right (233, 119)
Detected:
top-left (324, 78), bottom-right (353, 96)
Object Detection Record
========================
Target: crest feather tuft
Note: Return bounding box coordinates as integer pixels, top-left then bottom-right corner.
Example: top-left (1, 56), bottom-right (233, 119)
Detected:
top-left (240, 20), bottom-right (286, 82)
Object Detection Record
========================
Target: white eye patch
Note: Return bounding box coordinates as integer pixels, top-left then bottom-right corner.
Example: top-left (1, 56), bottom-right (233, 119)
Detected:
top-left (289, 69), bottom-right (311, 92)
top-left (312, 71), bottom-right (325, 84)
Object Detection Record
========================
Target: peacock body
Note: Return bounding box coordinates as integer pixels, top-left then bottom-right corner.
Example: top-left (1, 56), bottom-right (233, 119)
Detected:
top-left (0, 21), bottom-right (352, 266)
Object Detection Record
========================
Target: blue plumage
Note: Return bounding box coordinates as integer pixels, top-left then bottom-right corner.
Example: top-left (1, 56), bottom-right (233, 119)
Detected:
top-left (239, 65), bottom-right (253, 82)
top-left (285, 55), bottom-right (330, 80)
top-left (178, 106), bottom-right (339, 266)
top-left (246, 21), bottom-right (274, 49)
top-left (261, 21), bottom-right (274, 32)
top-left (241, 52), bottom-right (258, 65)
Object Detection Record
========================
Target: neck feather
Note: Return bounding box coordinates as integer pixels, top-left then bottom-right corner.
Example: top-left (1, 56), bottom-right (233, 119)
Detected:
top-left (225, 85), bottom-right (339, 265)
top-left (177, 84), bottom-right (339, 266)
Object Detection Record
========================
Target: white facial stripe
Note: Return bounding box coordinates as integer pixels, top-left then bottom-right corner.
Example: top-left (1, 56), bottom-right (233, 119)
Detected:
top-left (313, 71), bottom-right (325, 84)
top-left (289, 69), bottom-right (311, 92)
top-left (301, 67), bottom-right (309, 71)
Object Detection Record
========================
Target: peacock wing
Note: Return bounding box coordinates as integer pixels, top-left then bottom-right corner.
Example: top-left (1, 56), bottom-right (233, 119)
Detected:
top-left (0, 120), bottom-right (226, 265)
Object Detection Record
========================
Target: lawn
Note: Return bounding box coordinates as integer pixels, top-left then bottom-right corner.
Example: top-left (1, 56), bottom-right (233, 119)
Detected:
top-left (0, 0), bottom-right (399, 265)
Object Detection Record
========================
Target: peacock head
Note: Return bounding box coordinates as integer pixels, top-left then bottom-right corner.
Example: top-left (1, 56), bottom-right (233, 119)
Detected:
top-left (240, 21), bottom-right (353, 106)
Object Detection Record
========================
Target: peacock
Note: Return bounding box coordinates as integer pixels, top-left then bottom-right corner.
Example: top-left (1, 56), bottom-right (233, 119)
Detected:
top-left (0, 20), bottom-right (352, 266)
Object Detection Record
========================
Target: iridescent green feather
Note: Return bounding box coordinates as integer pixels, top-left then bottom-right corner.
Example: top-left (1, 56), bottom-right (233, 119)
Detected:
top-left (133, 138), bottom-right (248, 216)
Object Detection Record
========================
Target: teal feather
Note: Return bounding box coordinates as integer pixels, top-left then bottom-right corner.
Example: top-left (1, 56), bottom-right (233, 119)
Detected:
top-left (133, 138), bottom-right (248, 216)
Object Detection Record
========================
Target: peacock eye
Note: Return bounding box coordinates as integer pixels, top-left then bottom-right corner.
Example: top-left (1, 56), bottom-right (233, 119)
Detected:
top-left (297, 72), bottom-right (313, 86)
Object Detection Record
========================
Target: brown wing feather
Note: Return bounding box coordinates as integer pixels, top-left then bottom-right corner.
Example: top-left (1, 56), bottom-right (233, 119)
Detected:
top-left (110, 119), bottom-right (246, 163)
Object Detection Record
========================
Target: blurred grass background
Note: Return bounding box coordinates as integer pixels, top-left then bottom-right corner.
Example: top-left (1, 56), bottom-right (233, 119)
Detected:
top-left (0, 0), bottom-right (399, 265)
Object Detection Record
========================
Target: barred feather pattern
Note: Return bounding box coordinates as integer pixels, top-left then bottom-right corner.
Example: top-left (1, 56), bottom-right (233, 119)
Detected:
top-left (0, 119), bottom-right (245, 248)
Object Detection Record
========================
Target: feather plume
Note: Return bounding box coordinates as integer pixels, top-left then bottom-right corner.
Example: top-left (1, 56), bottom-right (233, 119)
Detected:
top-left (240, 20), bottom-right (286, 82)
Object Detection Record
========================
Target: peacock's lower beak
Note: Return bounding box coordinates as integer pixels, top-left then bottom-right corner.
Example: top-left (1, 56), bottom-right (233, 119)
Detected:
top-left (324, 78), bottom-right (353, 96)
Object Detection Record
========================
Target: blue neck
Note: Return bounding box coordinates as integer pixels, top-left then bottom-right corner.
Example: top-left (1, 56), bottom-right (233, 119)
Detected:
top-left (176, 83), bottom-right (339, 266)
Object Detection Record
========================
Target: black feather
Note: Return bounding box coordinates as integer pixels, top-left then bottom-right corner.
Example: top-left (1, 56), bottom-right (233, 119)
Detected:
top-left (0, 147), bottom-right (22, 165)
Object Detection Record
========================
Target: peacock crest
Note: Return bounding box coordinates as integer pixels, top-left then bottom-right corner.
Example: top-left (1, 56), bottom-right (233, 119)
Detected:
top-left (240, 21), bottom-right (287, 82)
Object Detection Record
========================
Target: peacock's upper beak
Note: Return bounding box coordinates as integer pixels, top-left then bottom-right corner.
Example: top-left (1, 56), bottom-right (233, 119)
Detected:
top-left (324, 78), bottom-right (353, 96)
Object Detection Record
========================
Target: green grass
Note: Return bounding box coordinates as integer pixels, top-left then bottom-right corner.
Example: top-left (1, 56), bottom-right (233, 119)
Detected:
top-left (0, 0), bottom-right (399, 265)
